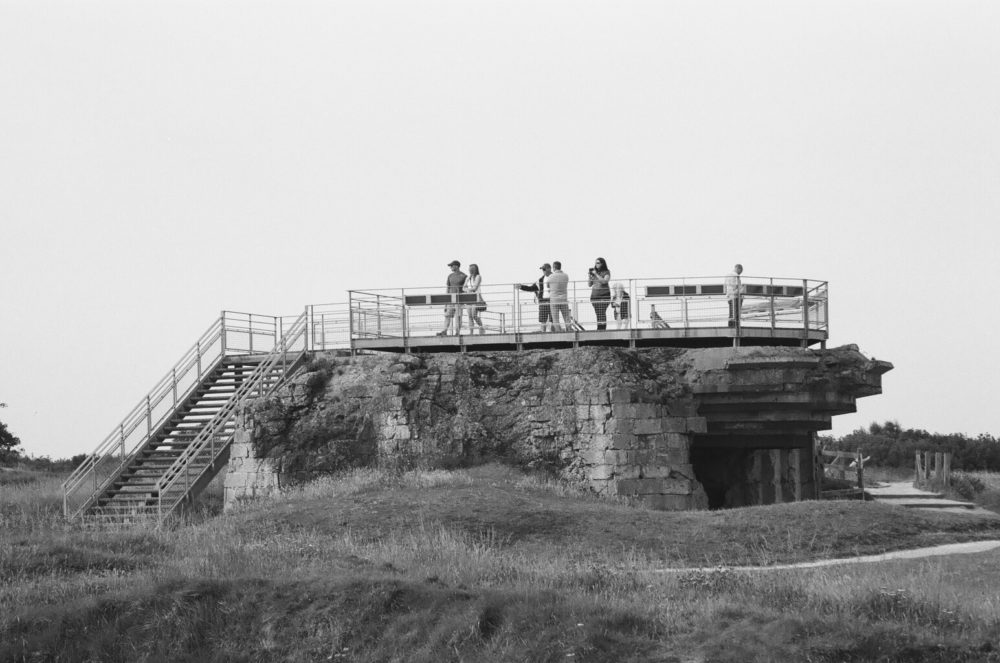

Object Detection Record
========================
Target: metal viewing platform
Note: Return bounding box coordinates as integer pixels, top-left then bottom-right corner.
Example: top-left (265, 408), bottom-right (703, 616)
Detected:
top-left (315, 275), bottom-right (828, 353)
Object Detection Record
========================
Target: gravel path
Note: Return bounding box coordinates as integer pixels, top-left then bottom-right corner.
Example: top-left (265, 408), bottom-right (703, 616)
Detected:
top-left (656, 540), bottom-right (1000, 573)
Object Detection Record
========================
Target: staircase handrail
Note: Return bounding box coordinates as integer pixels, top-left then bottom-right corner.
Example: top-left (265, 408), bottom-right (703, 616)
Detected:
top-left (154, 309), bottom-right (310, 519)
top-left (62, 316), bottom-right (230, 518)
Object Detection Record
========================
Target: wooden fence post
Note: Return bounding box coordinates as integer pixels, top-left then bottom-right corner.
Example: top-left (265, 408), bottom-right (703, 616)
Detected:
top-left (943, 452), bottom-right (951, 487)
top-left (855, 448), bottom-right (864, 490)
top-left (914, 451), bottom-right (922, 484)
top-left (934, 452), bottom-right (943, 484)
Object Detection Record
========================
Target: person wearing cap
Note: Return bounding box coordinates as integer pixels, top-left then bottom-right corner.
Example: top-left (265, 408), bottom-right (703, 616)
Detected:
top-left (438, 260), bottom-right (467, 336)
top-left (548, 261), bottom-right (571, 332)
top-left (517, 263), bottom-right (553, 332)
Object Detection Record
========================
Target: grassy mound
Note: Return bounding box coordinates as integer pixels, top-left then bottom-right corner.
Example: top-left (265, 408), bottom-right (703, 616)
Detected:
top-left (4, 464), bottom-right (1000, 662)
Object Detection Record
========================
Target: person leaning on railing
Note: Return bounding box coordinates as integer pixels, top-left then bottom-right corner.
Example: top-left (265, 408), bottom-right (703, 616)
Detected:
top-left (610, 282), bottom-right (630, 329)
top-left (518, 263), bottom-right (554, 332)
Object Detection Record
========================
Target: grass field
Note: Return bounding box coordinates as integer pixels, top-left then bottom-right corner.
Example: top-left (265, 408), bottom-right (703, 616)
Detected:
top-left (3, 465), bottom-right (1000, 662)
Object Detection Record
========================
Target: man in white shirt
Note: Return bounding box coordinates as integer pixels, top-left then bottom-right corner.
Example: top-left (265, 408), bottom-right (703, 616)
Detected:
top-left (548, 261), bottom-right (571, 331)
top-left (725, 263), bottom-right (743, 328)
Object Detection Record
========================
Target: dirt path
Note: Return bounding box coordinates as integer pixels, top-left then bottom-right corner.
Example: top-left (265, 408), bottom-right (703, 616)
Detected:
top-left (655, 540), bottom-right (1000, 573)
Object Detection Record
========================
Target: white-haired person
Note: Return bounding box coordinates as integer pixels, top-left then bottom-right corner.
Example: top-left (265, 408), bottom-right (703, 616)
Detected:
top-left (610, 282), bottom-right (630, 329)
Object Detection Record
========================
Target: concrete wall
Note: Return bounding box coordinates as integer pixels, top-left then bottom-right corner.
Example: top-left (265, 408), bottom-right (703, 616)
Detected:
top-left (225, 345), bottom-right (890, 511)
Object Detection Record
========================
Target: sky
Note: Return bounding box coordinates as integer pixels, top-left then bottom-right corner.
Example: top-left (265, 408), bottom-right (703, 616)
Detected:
top-left (2, 0), bottom-right (999, 459)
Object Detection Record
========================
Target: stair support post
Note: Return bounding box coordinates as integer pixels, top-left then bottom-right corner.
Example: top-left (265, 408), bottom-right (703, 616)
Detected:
top-left (220, 312), bottom-right (228, 354)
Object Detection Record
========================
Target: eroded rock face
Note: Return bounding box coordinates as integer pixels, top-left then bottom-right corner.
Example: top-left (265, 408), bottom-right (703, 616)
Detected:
top-left (225, 345), bottom-right (891, 511)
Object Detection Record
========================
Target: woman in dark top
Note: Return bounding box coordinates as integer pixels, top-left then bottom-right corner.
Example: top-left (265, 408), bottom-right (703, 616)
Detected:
top-left (588, 257), bottom-right (612, 330)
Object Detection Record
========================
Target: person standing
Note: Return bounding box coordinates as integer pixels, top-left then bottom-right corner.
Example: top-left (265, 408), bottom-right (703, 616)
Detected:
top-left (465, 263), bottom-right (485, 335)
top-left (438, 260), bottom-right (467, 336)
top-left (610, 282), bottom-right (630, 329)
top-left (725, 263), bottom-right (743, 328)
top-left (518, 263), bottom-right (553, 332)
top-left (588, 257), bottom-right (611, 330)
top-left (548, 261), bottom-right (571, 331)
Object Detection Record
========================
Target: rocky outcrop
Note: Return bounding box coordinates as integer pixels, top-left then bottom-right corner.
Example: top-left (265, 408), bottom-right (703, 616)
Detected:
top-left (225, 345), bottom-right (891, 510)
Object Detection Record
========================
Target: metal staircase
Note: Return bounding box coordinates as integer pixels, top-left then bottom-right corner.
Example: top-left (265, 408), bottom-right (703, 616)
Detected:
top-left (63, 310), bottom-right (310, 524)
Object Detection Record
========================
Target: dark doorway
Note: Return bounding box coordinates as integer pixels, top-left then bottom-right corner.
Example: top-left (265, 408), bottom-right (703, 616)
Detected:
top-left (689, 446), bottom-right (753, 509)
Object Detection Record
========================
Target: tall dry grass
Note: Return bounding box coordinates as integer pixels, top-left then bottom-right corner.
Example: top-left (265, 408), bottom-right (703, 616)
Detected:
top-left (4, 465), bottom-right (1000, 661)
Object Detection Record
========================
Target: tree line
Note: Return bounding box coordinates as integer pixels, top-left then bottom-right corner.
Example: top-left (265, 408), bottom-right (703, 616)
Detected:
top-left (820, 421), bottom-right (1000, 471)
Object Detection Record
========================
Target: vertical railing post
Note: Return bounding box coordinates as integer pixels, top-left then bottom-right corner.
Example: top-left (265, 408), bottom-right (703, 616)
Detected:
top-left (514, 286), bottom-right (521, 334)
top-left (769, 278), bottom-right (776, 330)
top-left (220, 312), bottom-right (227, 355)
top-left (348, 291), bottom-right (356, 351)
top-left (196, 340), bottom-right (202, 377)
top-left (171, 368), bottom-right (178, 406)
top-left (376, 295), bottom-right (383, 337)
top-left (307, 305), bottom-right (314, 352)
top-left (248, 313), bottom-right (254, 354)
top-left (802, 279), bottom-right (810, 341)
top-left (120, 424), bottom-right (125, 470)
top-left (629, 278), bottom-right (636, 328)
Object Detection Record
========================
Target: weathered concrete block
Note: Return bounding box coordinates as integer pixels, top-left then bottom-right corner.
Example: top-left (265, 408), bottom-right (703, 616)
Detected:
top-left (609, 387), bottom-right (632, 404)
top-left (604, 418), bottom-right (632, 435)
top-left (608, 434), bottom-right (638, 450)
top-left (616, 465), bottom-right (641, 480)
top-left (632, 418), bottom-right (663, 435)
top-left (639, 464), bottom-right (673, 479)
top-left (588, 464), bottom-right (615, 481)
top-left (664, 433), bottom-right (690, 449)
top-left (685, 417), bottom-right (708, 433)
top-left (662, 418), bottom-right (691, 433)
top-left (640, 494), bottom-right (693, 510)
top-left (604, 449), bottom-right (629, 465)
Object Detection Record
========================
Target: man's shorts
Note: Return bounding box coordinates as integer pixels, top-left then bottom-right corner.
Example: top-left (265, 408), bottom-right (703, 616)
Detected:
top-left (444, 304), bottom-right (459, 318)
top-left (538, 302), bottom-right (552, 323)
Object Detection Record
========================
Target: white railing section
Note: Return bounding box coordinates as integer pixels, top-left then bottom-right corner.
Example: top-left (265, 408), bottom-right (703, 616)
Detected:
top-left (154, 309), bottom-right (310, 519)
top-left (62, 311), bottom-right (283, 519)
top-left (346, 276), bottom-right (828, 339)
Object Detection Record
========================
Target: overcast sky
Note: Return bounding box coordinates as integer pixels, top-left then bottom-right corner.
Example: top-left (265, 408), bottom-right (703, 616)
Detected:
top-left (2, 0), bottom-right (998, 459)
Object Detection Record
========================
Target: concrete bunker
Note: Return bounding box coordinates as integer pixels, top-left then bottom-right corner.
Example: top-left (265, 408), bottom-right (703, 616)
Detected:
top-left (226, 345), bottom-right (890, 511)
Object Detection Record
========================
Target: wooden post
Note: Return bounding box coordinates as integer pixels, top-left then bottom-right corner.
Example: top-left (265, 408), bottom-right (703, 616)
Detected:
top-left (914, 451), bottom-right (922, 485)
top-left (943, 453), bottom-right (952, 487)
top-left (856, 449), bottom-right (864, 491)
top-left (934, 452), bottom-right (943, 485)
top-left (924, 451), bottom-right (932, 481)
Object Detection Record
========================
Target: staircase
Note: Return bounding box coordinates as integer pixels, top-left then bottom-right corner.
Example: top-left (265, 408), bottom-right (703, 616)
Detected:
top-left (63, 311), bottom-right (310, 525)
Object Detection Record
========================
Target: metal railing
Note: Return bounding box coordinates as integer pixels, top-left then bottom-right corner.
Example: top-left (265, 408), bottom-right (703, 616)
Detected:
top-left (154, 309), bottom-right (310, 520)
top-left (62, 311), bottom-right (284, 520)
top-left (346, 276), bottom-right (828, 340)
